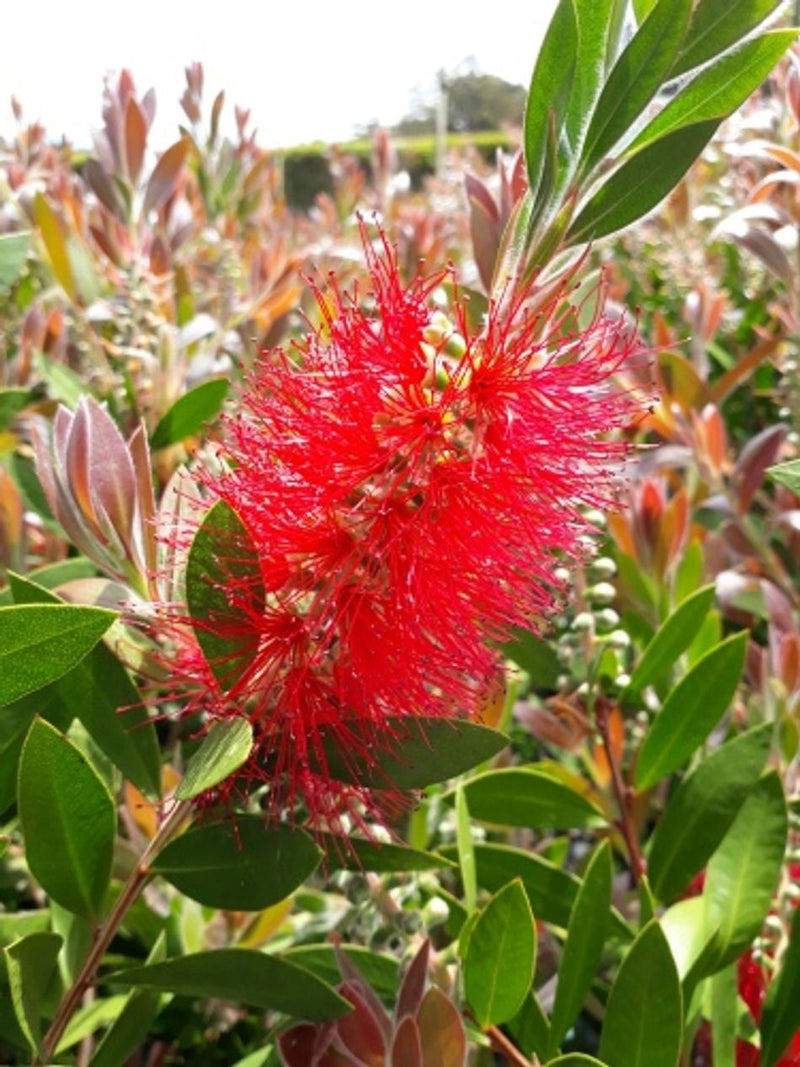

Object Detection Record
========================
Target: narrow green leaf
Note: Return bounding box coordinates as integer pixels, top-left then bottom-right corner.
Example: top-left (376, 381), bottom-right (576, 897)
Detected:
top-left (0, 604), bottom-right (116, 705)
top-left (598, 921), bottom-right (683, 1067)
top-left (769, 458), bottom-right (800, 495)
top-left (710, 963), bottom-right (738, 1067)
top-left (647, 723), bottom-right (772, 902)
top-left (175, 718), bottom-right (254, 800)
top-left (456, 784), bottom-right (477, 914)
top-left (564, 0), bottom-right (619, 156)
top-left (150, 378), bottom-right (229, 450)
top-left (0, 911), bottom-right (51, 946)
top-left (549, 841), bottom-right (613, 1055)
top-left (109, 950), bottom-right (350, 1020)
top-left (661, 896), bottom-right (716, 982)
top-left (634, 631), bottom-right (748, 791)
top-left (761, 909), bottom-right (800, 1067)
top-left (671, 0), bottom-right (786, 77)
top-left (186, 500), bottom-right (264, 690)
top-left (281, 945), bottom-right (400, 1002)
top-left (507, 991), bottom-right (551, 1061)
top-left (547, 1057), bottom-right (609, 1066)
top-left (322, 718), bottom-right (509, 791)
top-left (0, 387), bottom-right (31, 431)
top-left (55, 994), bottom-right (128, 1055)
top-left (320, 835), bottom-right (456, 873)
top-left (9, 572), bottom-right (161, 798)
top-left (630, 31), bottom-right (797, 155)
top-left (626, 585), bottom-right (715, 695)
top-left (464, 880), bottom-right (536, 1028)
top-left (580, 0), bottom-right (693, 173)
top-left (568, 120), bottom-right (719, 244)
top-left (632, 0), bottom-right (658, 17)
top-left (452, 767), bottom-right (606, 831)
top-left (18, 719), bottom-right (115, 919)
top-left (0, 231), bottom-right (30, 288)
top-left (3, 932), bottom-right (62, 1054)
top-left (697, 772), bottom-right (787, 975)
top-left (152, 816), bottom-right (321, 910)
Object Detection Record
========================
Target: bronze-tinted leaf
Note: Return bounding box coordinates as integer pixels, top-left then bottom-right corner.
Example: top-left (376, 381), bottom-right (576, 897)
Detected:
top-left (417, 986), bottom-right (466, 1067)
top-left (125, 98), bottom-right (147, 185)
top-left (143, 139), bottom-right (190, 216)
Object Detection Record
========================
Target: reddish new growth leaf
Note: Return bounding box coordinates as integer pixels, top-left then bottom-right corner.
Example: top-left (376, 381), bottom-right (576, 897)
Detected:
top-left (161, 225), bottom-right (644, 832)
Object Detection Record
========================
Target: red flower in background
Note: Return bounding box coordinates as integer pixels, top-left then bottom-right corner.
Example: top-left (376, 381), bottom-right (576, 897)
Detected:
top-left (164, 227), bottom-right (642, 830)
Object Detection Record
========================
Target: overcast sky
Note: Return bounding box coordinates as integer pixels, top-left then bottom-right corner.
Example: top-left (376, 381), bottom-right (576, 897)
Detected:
top-left (1, 0), bottom-right (559, 149)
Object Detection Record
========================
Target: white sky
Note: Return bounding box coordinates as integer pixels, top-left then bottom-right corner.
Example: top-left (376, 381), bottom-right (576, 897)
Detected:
top-left (1, 0), bottom-right (559, 149)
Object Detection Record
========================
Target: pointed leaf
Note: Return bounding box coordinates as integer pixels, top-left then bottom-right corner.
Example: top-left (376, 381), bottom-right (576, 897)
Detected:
top-left (647, 723), bottom-right (772, 902)
top-left (282, 945), bottom-right (400, 1001)
top-left (109, 950), bottom-right (349, 1020)
top-left (456, 783), bottom-right (477, 914)
top-left (3, 932), bottom-right (62, 1054)
top-left (0, 231), bottom-right (30, 288)
top-left (143, 139), bottom-right (190, 216)
top-left (150, 378), bottom-right (229, 451)
top-left (452, 766), bottom-right (606, 831)
top-left (626, 584), bottom-right (716, 695)
top-left (564, 0), bottom-right (620, 154)
top-left (175, 718), bottom-right (254, 800)
top-left (549, 842), bottom-right (613, 1054)
top-left (598, 921), bottom-right (683, 1067)
top-left (769, 458), bottom-right (800, 495)
top-left (761, 909), bottom-right (800, 1067)
top-left (152, 816), bottom-right (320, 909)
top-left (124, 98), bottom-right (147, 185)
top-left (634, 631), bottom-right (748, 791)
top-left (320, 835), bottom-right (455, 873)
top-left (392, 1015), bottom-right (423, 1067)
top-left (464, 880), bottom-right (536, 1027)
top-left (671, 0), bottom-right (785, 77)
top-left (33, 193), bottom-right (75, 299)
top-left (506, 991), bottom-right (551, 1062)
top-left (416, 985), bottom-right (466, 1066)
top-left (18, 719), bottom-right (115, 919)
top-left (0, 603), bottom-right (116, 704)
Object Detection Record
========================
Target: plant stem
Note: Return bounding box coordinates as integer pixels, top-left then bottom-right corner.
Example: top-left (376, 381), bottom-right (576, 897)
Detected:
top-left (485, 1023), bottom-right (534, 1066)
top-left (595, 699), bottom-right (646, 883)
top-left (38, 799), bottom-right (192, 1065)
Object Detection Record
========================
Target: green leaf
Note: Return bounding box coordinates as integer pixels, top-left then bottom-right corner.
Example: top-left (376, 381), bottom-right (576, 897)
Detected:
top-left (506, 991), bottom-right (551, 1062)
top-left (661, 896), bottom-right (716, 981)
top-left (761, 909), bottom-right (800, 1067)
top-left (322, 717), bottom-right (508, 791)
top-left (464, 880), bottom-right (536, 1028)
top-left (3, 932), bottom-right (62, 1054)
top-left (320, 835), bottom-right (456, 873)
top-left (0, 388), bottom-right (32, 432)
top-left (175, 718), bottom-right (254, 800)
top-left (109, 950), bottom-right (350, 1020)
top-left (0, 603), bottom-right (116, 705)
top-left (629, 31), bottom-right (797, 155)
top-left (456, 784), bottom-right (477, 914)
top-left (8, 572), bottom-right (161, 798)
top-left (580, 0), bottom-right (693, 173)
top-left (186, 500), bottom-right (265, 690)
top-left (152, 816), bottom-right (321, 910)
top-left (55, 994), bottom-right (128, 1055)
top-left (90, 932), bottom-right (168, 1067)
top-left (671, 0), bottom-right (786, 77)
top-left (567, 120), bottom-right (718, 244)
top-left (697, 771), bottom-right (787, 975)
top-left (281, 945), bottom-right (400, 1002)
top-left (626, 584), bottom-right (716, 695)
top-left (502, 628), bottom-right (560, 689)
top-left (451, 767), bottom-right (606, 831)
top-left (18, 719), bottom-right (115, 919)
top-left (647, 723), bottom-right (772, 902)
top-left (0, 231), bottom-right (30, 288)
top-left (598, 921), bottom-right (683, 1067)
top-left (150, 378), bottom-right (229, 450)
top-left (0, 911), bottom-right (51, 947)
top-left (564, 0), bottom-right (620, 156)
top-left (547, 1057), bottom-right (609, 1066)
top-left (634, 631), bottom-right (748, 791)
top-left (548, 841), bottom-right (613, 1055)
top-left (710, 963), bottom-right (738, 1067)
top-left (769, 458), bottom-right (800, 495)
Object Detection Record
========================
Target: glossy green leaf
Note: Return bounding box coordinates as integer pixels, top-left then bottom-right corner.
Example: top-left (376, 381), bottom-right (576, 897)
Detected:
top-left (55, 994), bottom-right (128, 1055)
top-left (567, 120), bottom-right (718, 244)
top-left (3, 932), bottom-right (62, 1054)
top-left (580, 0), bottom-right (693, 173)
top-left (648, 723), bottom-right (772, 901)
top-left (697, 772), bottom-right (787, 975)
top-left (502, 628), bottom-right (561, 689)
top-left (661, 896), bottom-right (716, 982)
top-left (281, 945), bottom-right (400, 1002)
top-left (0, 231), bottom-right (30, 288)
top-left (320, 834), bottom-right (456, 873)
top-left (18, 718), bottom-right (115, 919)
top-left (322, 717), bottom-right (508, 791)
top-left (598, 921), bottom-right (683, 1067)
top-left (761, 909), bottom-right (800, 1067)
top-left (634, 631), bottom-right (748, 791)
top-left (110, 950), bottom-right (349, 1020)
top-left (632, 0), bottom-right (658, 17)
top-left (175, 718), bottom-right (254, 800)
top-left (630, 31), bottom-right (797, 155)
top-left (464, 880), bottom-right (536, 1028)
top-left (0, 603), bottom-right (116, 705)
top-left (150, 378), bottom-right (229, 450)
top-left (452, 766), bottom-right (606, 830)
top-left (564, 0), bottom-right (619, 155)
top-left (671, 0), bottom-right (786, 77)
top-left (0, 911), bottom-right (51, 947)
top-left (769, 458), bottom-right (800, 495)
top-left (90, 933), bottom-right (168, 1067)
top-left (456, 784), bottom-right (477, 913)
top-left (547, 1057), bottom-right (609, 1067)
top-left (549, 842), bottom-right (613, 1055)
top-left (8, 572), bottom-right (161, 797)
top-left (152, 816), bottom-right (320, 909)
top-left (186, 500), bottom-right (264, 690)
top-left (710, 963), bottom-right (738, 1067)
top-left (506, 991), bottom-right (551, 1062)
top-left (626, 584), bottom-right (715, 695)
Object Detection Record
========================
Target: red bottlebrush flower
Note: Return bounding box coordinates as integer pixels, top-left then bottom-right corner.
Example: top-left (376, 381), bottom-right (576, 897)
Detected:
top-left (160, 226), bottom-right (643, 832)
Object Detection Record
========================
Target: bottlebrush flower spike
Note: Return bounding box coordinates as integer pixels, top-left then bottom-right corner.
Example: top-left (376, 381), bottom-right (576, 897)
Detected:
top-left (164, 225), bottom-right (644, 831)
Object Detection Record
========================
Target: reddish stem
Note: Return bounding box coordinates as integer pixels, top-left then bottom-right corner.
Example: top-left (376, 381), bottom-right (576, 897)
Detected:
top-left (595, 700), bottom-right (646, 883)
